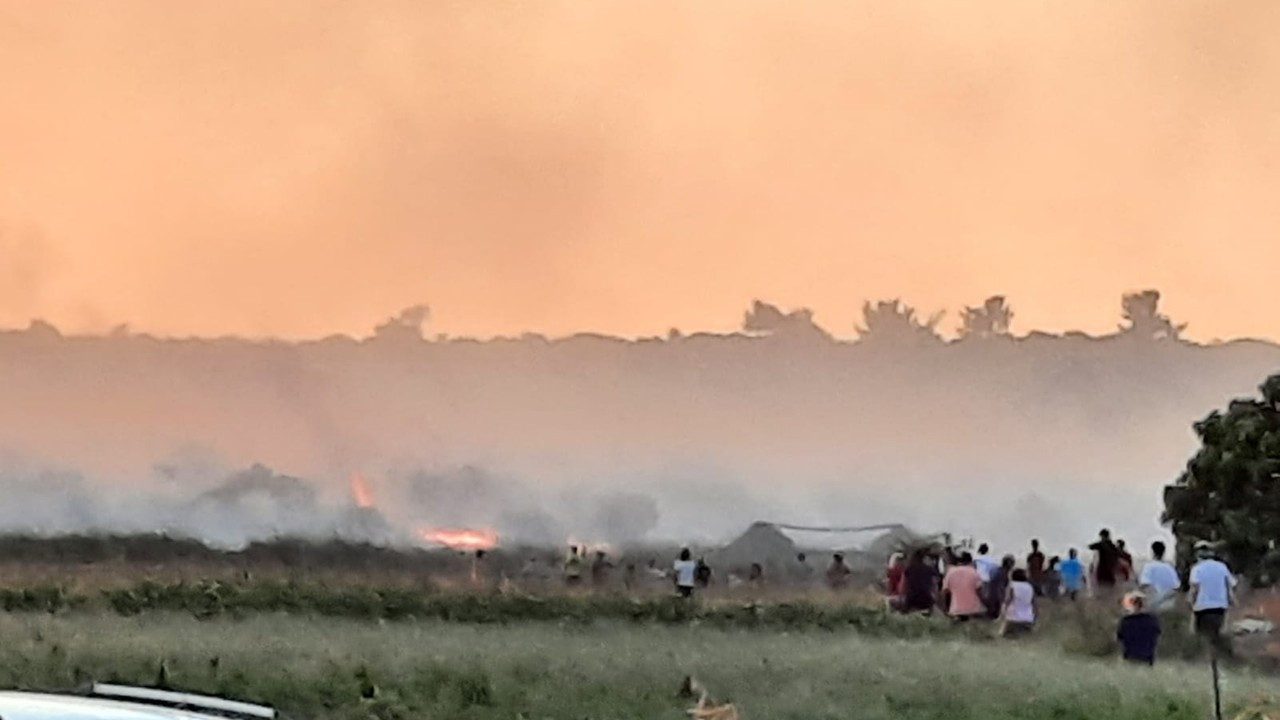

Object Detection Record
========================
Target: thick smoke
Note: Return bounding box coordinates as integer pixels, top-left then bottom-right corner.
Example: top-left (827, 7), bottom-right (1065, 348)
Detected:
top-left (0, 300), bottom-right (1276, 555)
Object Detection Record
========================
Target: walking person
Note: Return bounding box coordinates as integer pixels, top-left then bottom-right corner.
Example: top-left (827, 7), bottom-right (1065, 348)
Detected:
top-left (1117, 591), bottom-right (1161, 666)
top-left (1089, 529), bottom-right (1122, 598)
top-left (673, 548), bottom-right (698, 599)
top-left (900, 548), bottom-right (939, 615)
top-left (826, 553), bottom-right (852, 591)
top-left (1189, 540), bottom-right (1237, 655)
top-left (885, 553), bottom-right (906, 607)
top-left (941, 552), bottom-right (984, 621)
top-left (1137, 541), bottom-right (1180, 613)
top-left (974, 543), bottom-right (998, 585)
top-left (1001, 569), bottom-right (1037, 637)
top-left (1042, 556), bottom-right (1062, 600)
top-left (1060, 548), bottom-right (1086, 601)
top-left (1027, 539), bottom-right (1047, 596)
top-left (986, 555), bottom-right (1016, 620)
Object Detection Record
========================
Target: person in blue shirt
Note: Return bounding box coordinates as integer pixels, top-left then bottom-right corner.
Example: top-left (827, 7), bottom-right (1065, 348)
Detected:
top-left (1059, 548), bottom-right (1086, 601)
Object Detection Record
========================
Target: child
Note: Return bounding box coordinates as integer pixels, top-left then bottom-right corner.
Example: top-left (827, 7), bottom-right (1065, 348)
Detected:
top-left (1117, 591), bottom-right (1161, 666)
top-left (1001, 568), bottom-right (1036, 637)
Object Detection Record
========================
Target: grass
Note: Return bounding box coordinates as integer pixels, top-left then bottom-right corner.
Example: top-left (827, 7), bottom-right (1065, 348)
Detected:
top-left (0, 612), bottom-right (1268, 720)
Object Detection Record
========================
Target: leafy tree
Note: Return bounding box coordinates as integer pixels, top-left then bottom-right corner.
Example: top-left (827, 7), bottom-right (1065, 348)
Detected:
top-left (1162, 374), bottom-right (1280, 585)
top-left (1119, 290), bottom-right (1185, 340)
top-left (958, 295), bottom-right (1013, 339)
top-left (856, 299), bottom-right (943, 345)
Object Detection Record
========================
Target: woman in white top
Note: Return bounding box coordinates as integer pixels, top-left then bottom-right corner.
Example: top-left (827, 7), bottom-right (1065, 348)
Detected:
top-left (1002, 568), bottom-right (1037, 637)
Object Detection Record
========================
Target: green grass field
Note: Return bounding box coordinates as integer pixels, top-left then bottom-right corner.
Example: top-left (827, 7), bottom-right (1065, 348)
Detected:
top-left (0, 612), bottom-right (1266, 720)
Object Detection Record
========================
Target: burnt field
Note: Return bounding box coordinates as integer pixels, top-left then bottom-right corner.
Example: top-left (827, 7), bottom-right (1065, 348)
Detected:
top-left (0, 531), bottom-right (886, 592)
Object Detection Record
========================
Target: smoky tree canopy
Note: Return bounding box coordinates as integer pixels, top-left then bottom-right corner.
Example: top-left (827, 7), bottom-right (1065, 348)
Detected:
top-left (958, 296), bottom-right (1013, 339)
top-left (1120, 290), bottom-right (1185, 341)
top-left (856, 299), bottom-right (944, 345)
top-left (1163, 374), bottom-right (1280, 585)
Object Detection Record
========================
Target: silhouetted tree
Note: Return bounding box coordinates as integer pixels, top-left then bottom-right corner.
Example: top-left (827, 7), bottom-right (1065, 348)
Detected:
top-left (958, 296), bottom-right (1013, 340)
top-left (742, 300), bottom-right (831, 341)
top-left (372, 305), bottom-right (430, 342)
top-left (856, 300), bottom-right (943, 345)
top-left (1119, 290), bottom-right (1185, 341)
top-left (1163, 373), bottom-right (1280, 585)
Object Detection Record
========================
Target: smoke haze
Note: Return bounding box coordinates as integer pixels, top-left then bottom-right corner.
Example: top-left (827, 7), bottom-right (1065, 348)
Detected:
top-left (2, 2), bottom-right (1278, 556)
top-left (0, 304), bottom-right (1276, 553)
top-left (0, 1), bottom-right (1278, 341)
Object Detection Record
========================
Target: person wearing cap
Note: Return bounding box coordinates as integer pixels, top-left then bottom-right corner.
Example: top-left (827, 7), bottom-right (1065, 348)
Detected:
top-left (1189, 540), bottom-right (1238, 653)
top-left (1117, 591), bottom-right (1161, 666)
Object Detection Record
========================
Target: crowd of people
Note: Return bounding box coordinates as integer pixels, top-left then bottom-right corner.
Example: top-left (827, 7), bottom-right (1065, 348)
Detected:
top-left (524, 531), bottom-right (1240, 666)
top-left (884, 529), bottom-right (1239, 664)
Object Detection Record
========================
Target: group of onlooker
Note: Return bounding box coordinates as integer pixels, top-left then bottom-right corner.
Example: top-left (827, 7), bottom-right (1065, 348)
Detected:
top-left (884, 530), bottom-right (1240, 664)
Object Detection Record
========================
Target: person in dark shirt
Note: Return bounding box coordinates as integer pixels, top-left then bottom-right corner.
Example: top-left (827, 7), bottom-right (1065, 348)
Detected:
top-left (901, 549), bottom-right (938, 614)
top-left (1041, 556), bottom-right (1062, 600)
top-left (986, 555), bottom-right (1016, 619)
top-left (1115, 539), bottom-right (1134, 584)
top-left (1089, 529), bottom-right (1121, 590)
top-left (694, 558), bottom-right (713, 588)
top-left (1117, 592), bottom-right (1161, 665)
top-left (1027, 539), bottom-right (1046, 596)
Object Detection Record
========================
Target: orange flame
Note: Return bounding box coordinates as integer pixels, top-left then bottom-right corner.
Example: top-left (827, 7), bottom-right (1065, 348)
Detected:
top-left (349, 473), bottom-right (376, 509)
top-left (418, 527), bottom-right (499, 551)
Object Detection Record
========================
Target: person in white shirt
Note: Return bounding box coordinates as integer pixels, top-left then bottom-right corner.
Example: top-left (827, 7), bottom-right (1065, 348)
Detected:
top-left (974, 543), bottom-right (998, 584)
top-left (1001, 568), bottom-right (1037, 637)
top-left (673, 547), bottom-right (698, 599)
top-left (1138, 540), bottom-right (1181, 612)
top-left (1189, 540), bottom-right (1237, 653)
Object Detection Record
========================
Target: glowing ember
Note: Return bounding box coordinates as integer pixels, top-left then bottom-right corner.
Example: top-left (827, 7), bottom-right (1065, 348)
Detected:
top-left (349, 473), bottom-right (376, 509)
top-left (418, 527), bottom-right (499, 551)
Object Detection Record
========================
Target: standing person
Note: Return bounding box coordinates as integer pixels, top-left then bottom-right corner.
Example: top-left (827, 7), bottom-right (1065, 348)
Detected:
top-left (694, 557), bottom-right (713, 589)
top-left (1042, 556), bottom-right (1063, 600)
top-left (564, 546), bottom-right (584, 588)
top-left (1189, 541), bottom-right (1238, 654)
top-left (591, 550), bottom-right (613, 588)
top-left (673, 548), bottom-right (698, 599)
top-left (1138, 541), bottom-right (1180, 612)
top-left (794, 553), bottom-right (815, 587)
top-left (986, 555), bottom-right (1016, 619)
top-left (1117, 591), bottom-right (1161, 666)
top-left (1060, 549), bottom-right (1086, 600)
top-left (1027, 539), bottom-right (1047, 596)
top-left (1001, 569), bottom-right (1037, 637)
top-left (1089, 529), bottom-right (1122, 596)
top-left (974, 544), bottom-right (998, 585)
top-left (826, 553), bottom-right (852, 591)
top-left (901, 549), bottom-right (939, 614)
top-left (885, 553), bottom-right (906, 603)
top-left (942, 552), bottom-right (985, 621)
top-left (1115, 540), bottom-right (1135, 585)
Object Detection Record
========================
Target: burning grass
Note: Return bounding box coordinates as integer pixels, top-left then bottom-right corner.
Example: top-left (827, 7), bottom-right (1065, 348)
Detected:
top-left (0, 612), bottom-right (1266, 720)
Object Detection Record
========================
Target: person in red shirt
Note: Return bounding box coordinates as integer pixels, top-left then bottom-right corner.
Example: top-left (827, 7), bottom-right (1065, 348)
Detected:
top-left (885, 553), bottom-right (906, 606)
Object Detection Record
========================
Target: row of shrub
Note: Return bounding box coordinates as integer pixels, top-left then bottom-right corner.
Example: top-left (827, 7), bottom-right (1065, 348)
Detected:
top-left (0, 579), bottom-right (969, 632)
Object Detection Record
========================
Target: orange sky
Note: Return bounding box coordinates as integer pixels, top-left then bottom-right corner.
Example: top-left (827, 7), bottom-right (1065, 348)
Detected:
top-left (1, 1), bottom-right (1278, 341)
